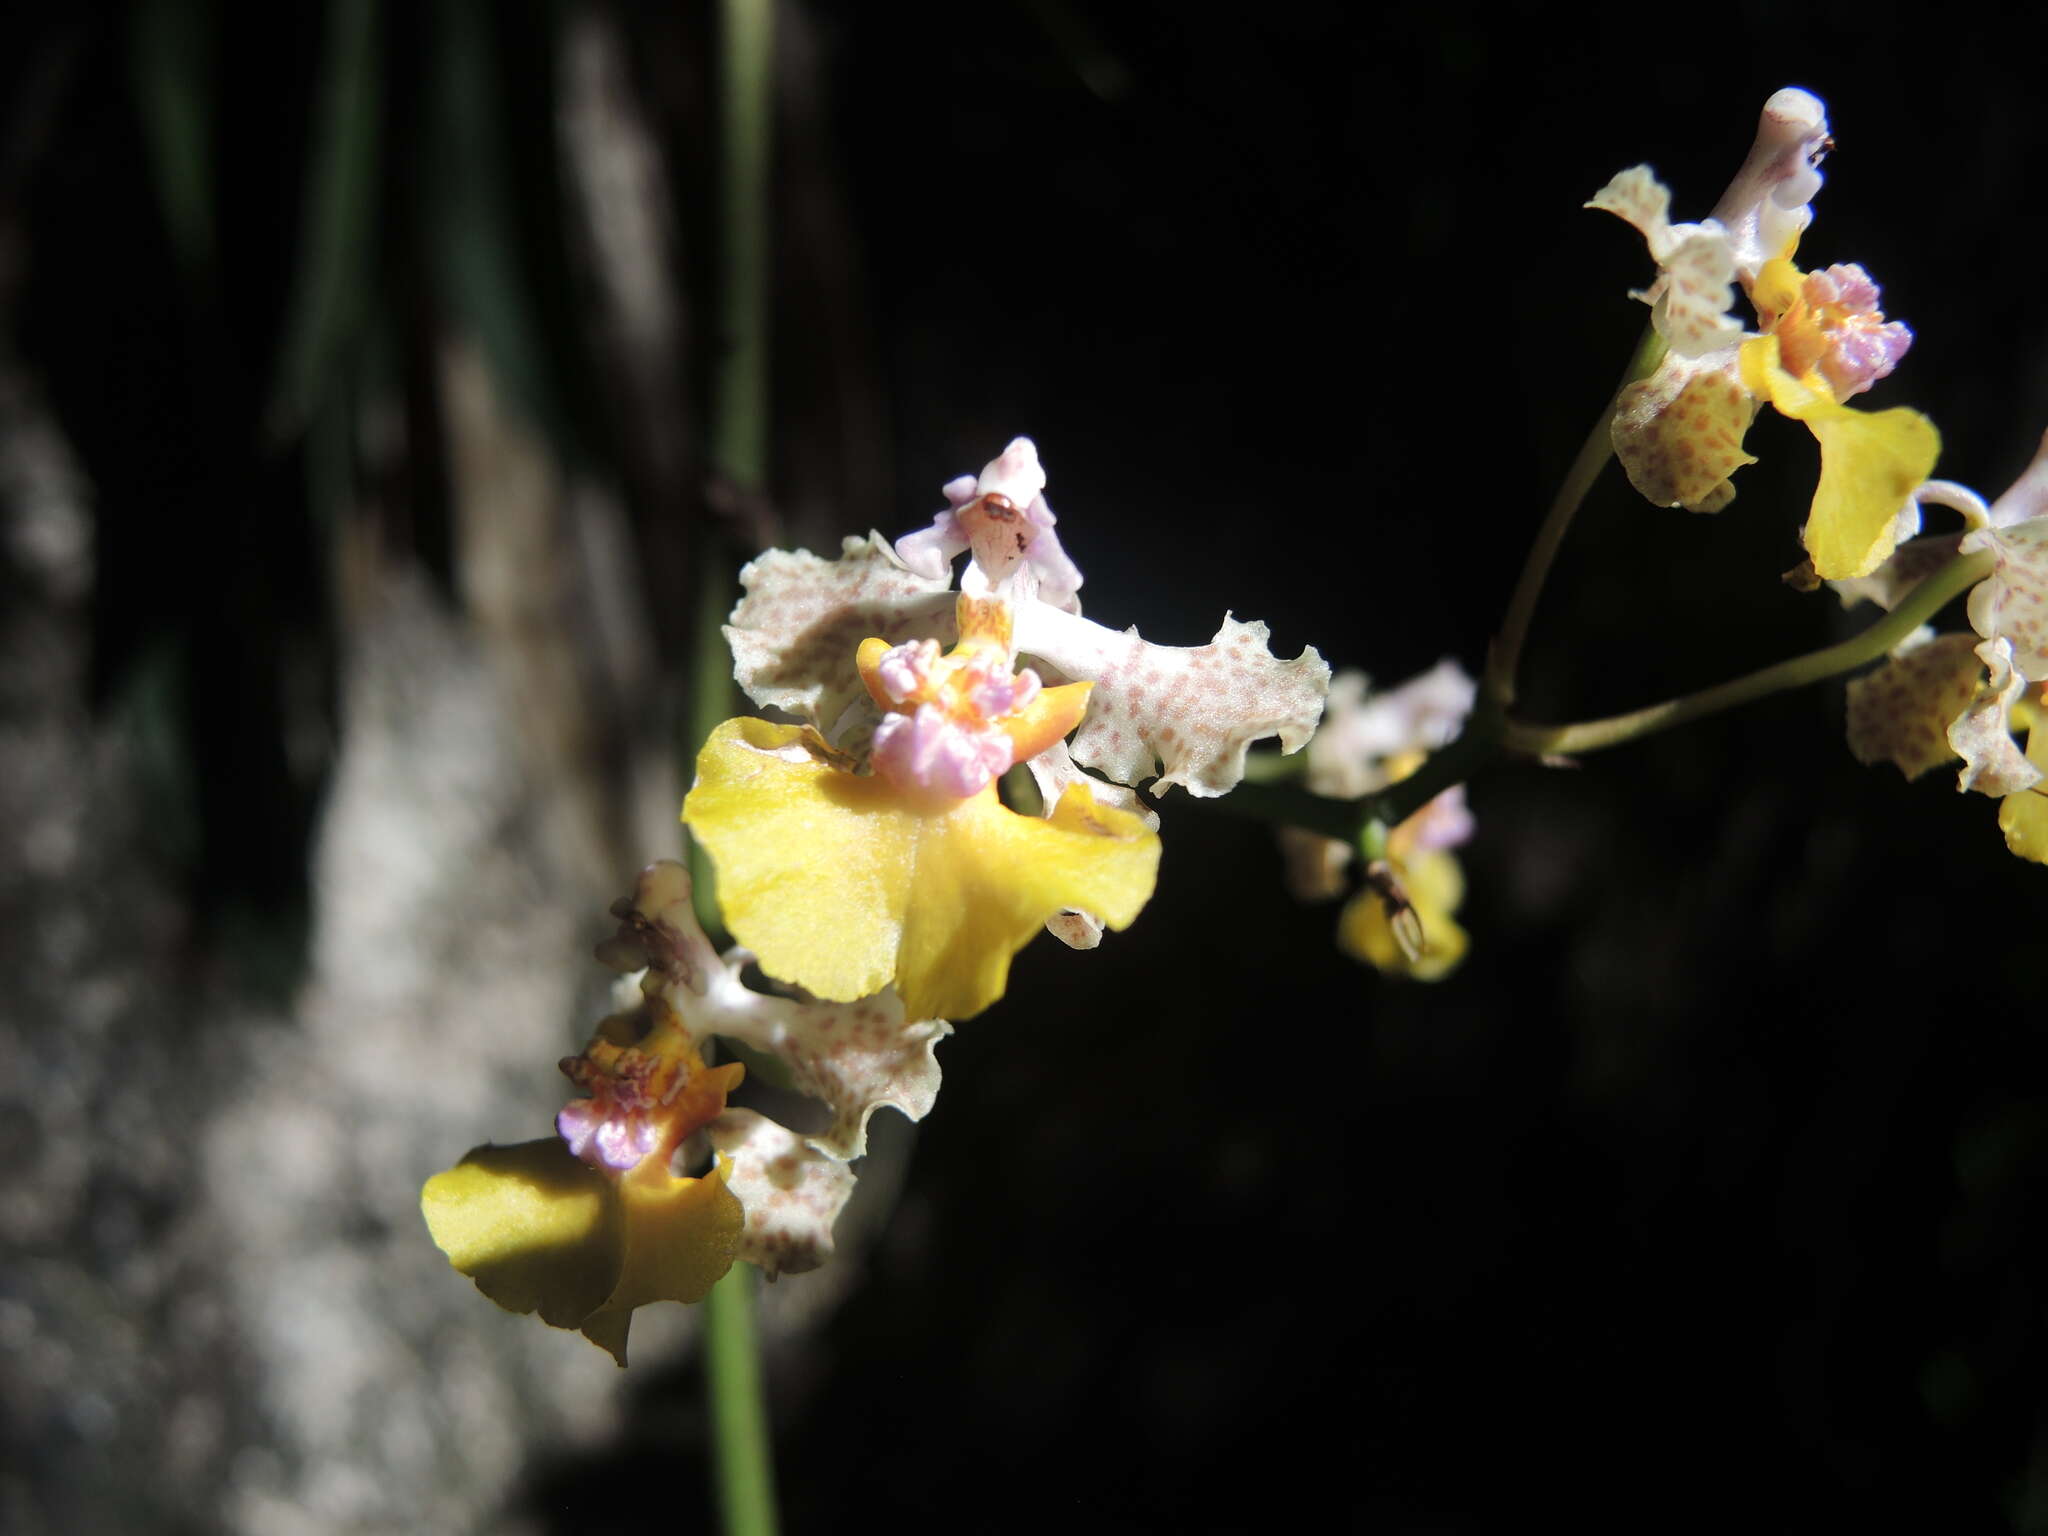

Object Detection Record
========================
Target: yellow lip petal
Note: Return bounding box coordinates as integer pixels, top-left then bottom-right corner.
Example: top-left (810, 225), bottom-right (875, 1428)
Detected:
top-left (1741, 334), bottom-right (1940, 581)
top-left (605, 1154), bottom-right (745, 1313)
top-left (684, 717), bottom-right (1161, 1018)
top-left (421, 1136), bottom-right (745, 1367)
top-left (420, 1138), bottom-right (625, 1329)
top-left (578, 1155), bottom-right (746, 1363)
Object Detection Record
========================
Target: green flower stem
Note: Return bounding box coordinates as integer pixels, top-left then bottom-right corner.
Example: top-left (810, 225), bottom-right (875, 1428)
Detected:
top-left (1502, 548), bottom-right (1996, 758)
top-left (688, 547), bottom-right (739, 948)
top-left (704, 1265), bottom-right (778, 1536)
top-left (1482, 324), bottom-right (1666, 708)
top-left (712, 0), bottom-right (772, 489)
top-left (1237, 749), bottom-right (1308, 785)
top-left (1204, 718), bottom-right (1498, 853)
top-left (701, 3), bottom-right (779, 1536)
top-left (1213, 550), bottom-right (1994, 849)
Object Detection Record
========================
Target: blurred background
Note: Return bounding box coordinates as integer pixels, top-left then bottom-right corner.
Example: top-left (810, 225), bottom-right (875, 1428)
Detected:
top-left (6, 2), bottom-right (2048, 1531)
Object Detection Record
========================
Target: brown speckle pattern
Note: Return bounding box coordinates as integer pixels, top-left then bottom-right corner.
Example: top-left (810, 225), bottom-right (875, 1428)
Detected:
top-left (1964, 518), bottom-right (2048, 682)
top-left (706, 1109), bottom-right (857, 1279)
top-left (1845, 632), bottom-right (1980, 780)
top-left (1014, 606), bottom-right (1329, 798)
top-left (1611, 351), bottom-right (1759, 513)
top-left (696, 969), bottom-right (951, 1161)
top-left (726, 535), bottom-right (956, 740)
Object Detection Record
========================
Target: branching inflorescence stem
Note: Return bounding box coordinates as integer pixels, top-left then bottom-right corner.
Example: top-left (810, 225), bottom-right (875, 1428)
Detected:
top-left (1226, 546), bottom-right (1995, 854)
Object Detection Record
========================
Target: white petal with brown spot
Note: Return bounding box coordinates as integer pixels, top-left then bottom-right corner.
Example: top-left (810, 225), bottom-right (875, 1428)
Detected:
top-left (1012, 605), bottom-right (1330, 798)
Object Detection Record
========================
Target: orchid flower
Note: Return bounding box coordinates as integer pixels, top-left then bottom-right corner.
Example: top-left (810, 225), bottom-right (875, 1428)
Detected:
top-left (1839, 434), bottom-right (2048, 862)
top-left (685, 438), bottom-right (1330, 1019)
top-left (421, 861), bottom-right (948, 1363)
top-left (1589, 88), bottom-right (1939, 581)
top-left (423, 440), bottom-right (1329, 1355)
top-left (1281, 661), bottom-right (1477, 980)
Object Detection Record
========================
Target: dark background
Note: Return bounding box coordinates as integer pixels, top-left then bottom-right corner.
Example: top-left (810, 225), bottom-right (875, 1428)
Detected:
top-left (6, 2), bottom-right (2048, 1531)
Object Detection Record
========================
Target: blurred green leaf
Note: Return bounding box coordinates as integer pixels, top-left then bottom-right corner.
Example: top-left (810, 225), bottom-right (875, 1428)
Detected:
top-left (270, 0), bottom-right (382, 442)
top-left (426, 0), bottom-right (575, 459)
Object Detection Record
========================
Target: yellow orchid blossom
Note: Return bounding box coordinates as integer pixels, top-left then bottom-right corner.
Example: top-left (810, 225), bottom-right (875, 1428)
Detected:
top-left (690, 438), bottom-right (1325, 1018)
top-left (1738, 259), bottom-right (1940, 580)
top-left (1282, 662), bottom-right (1476, 982)
top-left (685, 593), bottom-right (1162, 1021)
top-left (421, 999), bottom-right (746, 1364)
top-left (1836, 438), bottom-right (2048, 868)
top-left (1336, 748), bottom-right (1473, 982)
top-left (422, 860), bottom-right (950, 1361)
top-left (1591, 90), bottom-right (1940, 581)
top-left (421, 435), bottom-right (1327, 1356)
top-left (1339, 844), bottom-right (1469, 982)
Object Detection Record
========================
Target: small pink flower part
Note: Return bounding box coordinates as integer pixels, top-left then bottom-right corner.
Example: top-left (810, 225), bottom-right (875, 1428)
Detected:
top-left (556, 1092), bottom-right (662, 1172)
top-left (557, 1038), bottom-right (669, 1170)
top-left (871, 703), bottom-right (1017, 798)
top-left (1401, 784), bottom-right (1475, 854)
top-left (1949, 639), bottom-right (2042, 798)
top-left (893, 478), bottom-right (976, 581)
top-left (968, 662), bottom-right (1041, 719)
top-left (872, 639), bottom-right (942, 704)
top-left (895, 439), bottom-right (1084, 610)
top-left (973, 436), bottom-right (1049, 509)
top-left (1774, 264), bottom-right (1913, 402)
top-left (555, 1010), bottom-right (745, 1174)
top-left (857, 616), bottom-right (1072, 799)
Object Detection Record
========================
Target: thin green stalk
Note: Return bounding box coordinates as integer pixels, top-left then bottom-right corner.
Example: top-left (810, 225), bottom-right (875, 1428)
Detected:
top-left (687, 551), bottom-right (737, 946)
top-left (1200, 716), bottom-right (1498, 850)
top-left (1200, 779), bottom-right (1369, 845)
top-left (269, 0), bottom-right (380, 440)
top-left (704, 1266), bottom-right (777, 1536)
top-left (1238, 748), bottom-right (1308, 785)
top-left (1204, 550), bottom-right (1993, 849)
top-left (1503, 548), bottom-right (1995, 757)
top-left (712, 0), bottom-right (772, 489)
top-left (1483, 325), bottom-right (1665, 707)
top-left (701, 3), bottom-right (779, 1535)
